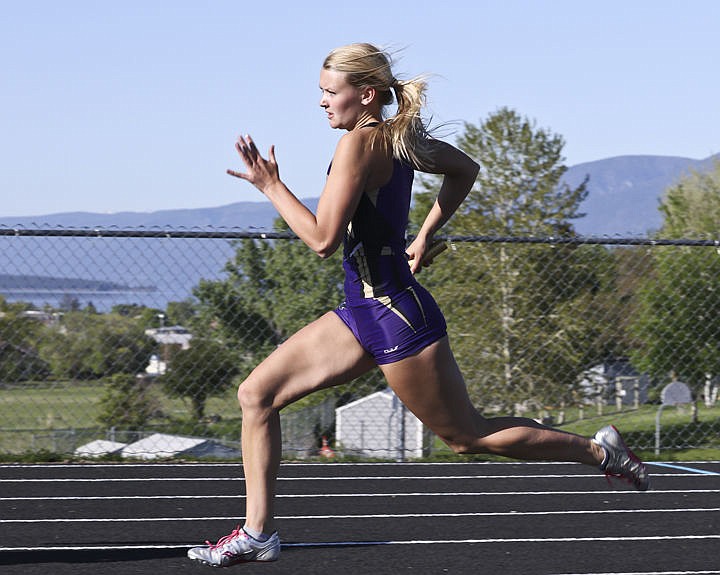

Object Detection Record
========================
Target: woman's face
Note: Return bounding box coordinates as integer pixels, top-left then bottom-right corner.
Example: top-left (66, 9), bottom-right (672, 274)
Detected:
top-left (319, 68), bottom-right (365, 130)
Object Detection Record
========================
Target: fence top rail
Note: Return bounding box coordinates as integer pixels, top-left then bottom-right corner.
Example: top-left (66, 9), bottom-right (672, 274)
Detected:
top-left (0, 227), bottom-right (297, 240)
top-left (444, 235), bottom-right (720, 247)
top-left (1, 226), bottom-right (720, 247)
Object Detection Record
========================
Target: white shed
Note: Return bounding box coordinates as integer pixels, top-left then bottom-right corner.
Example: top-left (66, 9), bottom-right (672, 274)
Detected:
top-left (336, 388), bottom-right (427, 460)
top-left (74, 439), bottom-right (127, 458)
top-left (120, 433), bottom-right (240, 460)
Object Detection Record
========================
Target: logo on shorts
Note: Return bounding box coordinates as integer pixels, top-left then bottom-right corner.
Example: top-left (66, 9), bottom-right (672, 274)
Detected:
top-left (383, 345), bottom-right (399, 354)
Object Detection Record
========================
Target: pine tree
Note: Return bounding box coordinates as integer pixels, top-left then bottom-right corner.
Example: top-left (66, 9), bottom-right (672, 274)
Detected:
top-left (413, 108), bottom-right (602, 413)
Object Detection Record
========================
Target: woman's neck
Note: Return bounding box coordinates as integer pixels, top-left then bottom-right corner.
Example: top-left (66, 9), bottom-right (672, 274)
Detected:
top-left (351, 112), bottom-right (382, 131)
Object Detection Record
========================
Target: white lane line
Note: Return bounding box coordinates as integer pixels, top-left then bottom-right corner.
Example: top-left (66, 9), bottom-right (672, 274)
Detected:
top-left (0, 472), bottom-right (706, 482)
top-left (1, 488), bottom-right (718, 501)
top-left (649, 462), bottom-right (720, 476)
top-left (0, 544), bottom-right (186, 551)
top-left (2, 507), bottom-right (718, 523)
top-left (0, 475), bottom-right (599, 482)
top-left (277, 489), bottom-right (720, 497)
top-left (0, 462), bottom-right (629, 469)
top-left (284, 535), bottom-right (720, 545)
top-left (1, 461), bottom-right (716, 468)
top-left (1, 534), bottom-right (720, 553)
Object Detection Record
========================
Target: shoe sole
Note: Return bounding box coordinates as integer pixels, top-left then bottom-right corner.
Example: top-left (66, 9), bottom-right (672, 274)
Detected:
top-left (188, 548), bottom-right (280, 567)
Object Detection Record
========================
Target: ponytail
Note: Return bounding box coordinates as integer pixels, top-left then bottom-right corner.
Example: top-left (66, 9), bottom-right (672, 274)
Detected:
top-left (323, 43), bottom-right (432, 166)
top-left (374, 76), bottom-right (431, 167)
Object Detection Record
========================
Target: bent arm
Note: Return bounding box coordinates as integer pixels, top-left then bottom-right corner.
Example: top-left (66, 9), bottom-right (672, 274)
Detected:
top-left (267, 134), bottom-right (369, 257)
top-left (407, 140), bottom-right (479, 270)
top-left (230, 134), bottom-right (369, 258)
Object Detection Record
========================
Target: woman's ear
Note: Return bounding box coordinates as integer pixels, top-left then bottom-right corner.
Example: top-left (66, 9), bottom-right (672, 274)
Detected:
top-left (360, 85), bottom-right (377, 106)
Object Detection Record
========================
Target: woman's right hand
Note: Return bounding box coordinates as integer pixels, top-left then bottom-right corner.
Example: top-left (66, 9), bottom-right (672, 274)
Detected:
top-left (227, 135), bottom-right (281, 195)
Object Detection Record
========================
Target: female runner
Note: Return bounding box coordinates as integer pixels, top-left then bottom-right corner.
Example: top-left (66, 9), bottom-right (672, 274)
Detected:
top-left (188, 43), bottom-right (648, 567)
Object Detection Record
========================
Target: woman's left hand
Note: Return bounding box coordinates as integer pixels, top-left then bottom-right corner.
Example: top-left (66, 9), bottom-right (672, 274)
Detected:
top-left (406, 235), bottom-right (435, 275)
top-left (406, 237), bottom-right (447, 274)
top-left (227, 135), bottom-right (280, 194)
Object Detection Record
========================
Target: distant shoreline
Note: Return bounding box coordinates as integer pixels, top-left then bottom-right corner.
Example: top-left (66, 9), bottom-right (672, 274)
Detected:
top-left (1, 287), bottom-right (157, 295)
top-left (0, 273), bottom-right (153, 293)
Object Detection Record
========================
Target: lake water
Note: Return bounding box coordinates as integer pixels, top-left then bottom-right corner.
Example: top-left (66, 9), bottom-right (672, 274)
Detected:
top-left (0, 235), bottom-right (239, 312)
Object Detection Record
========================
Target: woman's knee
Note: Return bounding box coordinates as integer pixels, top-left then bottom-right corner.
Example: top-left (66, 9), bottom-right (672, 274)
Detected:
top-left (439, 433), bottom-right (487, 455)
top-left (435, 414), bottom-right (495, 455)
top-left (237, 374), bottom-right (276, 414)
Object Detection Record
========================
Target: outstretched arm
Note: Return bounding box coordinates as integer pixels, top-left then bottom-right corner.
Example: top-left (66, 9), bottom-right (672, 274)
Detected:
top-left (406, 140), bottom-right (479, 273)
top-left (228, 133), bottom-right (370, 258)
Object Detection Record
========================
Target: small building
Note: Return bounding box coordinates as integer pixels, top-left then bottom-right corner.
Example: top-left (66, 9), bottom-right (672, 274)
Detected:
top-left (74, 439), bottom-right (127, 458)
top-left (74, 433), bottom-right (240, 460)
top-left (336, 388), bottom-right (428, 460)
top-left (580, 359), bottom-right (650, 406)
top-left (120, 433), bottom-right (240, 460)
top-left (144, 354), bottom-right (167, 376)
top-left (143, 325), bottom-right (192, 376)
top-left (144, 325), bottom-right (193, 349)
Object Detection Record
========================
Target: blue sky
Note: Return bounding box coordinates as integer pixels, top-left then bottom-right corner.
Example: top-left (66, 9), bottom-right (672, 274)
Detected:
top-left (2, 0), bottom-right (718, 218)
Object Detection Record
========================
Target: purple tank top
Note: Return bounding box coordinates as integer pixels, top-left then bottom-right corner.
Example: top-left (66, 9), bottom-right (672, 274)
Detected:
top-left (341, 159), bottom-right (416, 302)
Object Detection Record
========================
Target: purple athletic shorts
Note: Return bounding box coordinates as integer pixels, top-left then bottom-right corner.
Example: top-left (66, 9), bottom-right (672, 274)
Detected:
top-left (334, 281), bottom-right (447, 365)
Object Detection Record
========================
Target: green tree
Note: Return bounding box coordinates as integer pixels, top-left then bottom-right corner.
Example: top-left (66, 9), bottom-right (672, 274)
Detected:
top-left (588, 246), bottom-right (654, 360)
top-left (630, 161), bottom-right (720, 389)
top-left (659, 161), bottom-right (720, 237)
top-left (161, 338), bottom-right (239, 421)
top-left (412, 108), bottom-right (604, 412)
top-left (112, 303), bottom-right (149, 317)
top-left (97, 373), bottom-right (159, 429)
top-left (166, 299), bottom-right (197, 327)
top-left (39, 310), bottom-right (155, 380)
top-left (0, 298), bottom-right (50, 382)
top-left (413, 107), bottom-right (587, 236)
top-left (192, 218), bottom-right (386, 411)
top-left (193, 218), bottom-right (345, 371)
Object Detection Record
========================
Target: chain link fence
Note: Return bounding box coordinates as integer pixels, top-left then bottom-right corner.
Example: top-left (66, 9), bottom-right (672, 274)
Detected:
top-left (1, 226), bottom-right (719, 460)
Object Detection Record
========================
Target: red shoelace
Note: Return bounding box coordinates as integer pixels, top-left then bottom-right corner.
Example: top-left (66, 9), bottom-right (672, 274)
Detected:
top-left (206, 525), bottom-right (245, 549)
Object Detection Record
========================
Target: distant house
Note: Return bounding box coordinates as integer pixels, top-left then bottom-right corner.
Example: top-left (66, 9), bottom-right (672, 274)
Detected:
top-left (74, 439), bottom-right (126, 458)
top-left (20, 310), bottom-right (62, 325)
top-left (144, 354), bottom-right (167, 376)
top-left (580, 359), bottom-right (650, 406)
top-left (336, 388), bottom-right (428, 460)
top-left (144, 325), bottom-right (193, 349)
top-left (143, 325), bottom-right (193, 376)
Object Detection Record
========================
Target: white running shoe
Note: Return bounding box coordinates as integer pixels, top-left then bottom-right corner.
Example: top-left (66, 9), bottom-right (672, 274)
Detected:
top-left (187, 526), bottom-right (280, 567)
top-left (593, 425), bottom-right (650, 491)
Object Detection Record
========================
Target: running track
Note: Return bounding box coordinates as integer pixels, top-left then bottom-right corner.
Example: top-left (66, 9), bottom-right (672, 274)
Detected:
top-left (0, 461), bottom-right (718, 574)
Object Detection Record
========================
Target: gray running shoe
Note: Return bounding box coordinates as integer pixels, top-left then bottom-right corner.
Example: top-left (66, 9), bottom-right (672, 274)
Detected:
top-left (593, 425), bottom-right (649, 491)
top-left (187, 526), bottom-right (280, 567)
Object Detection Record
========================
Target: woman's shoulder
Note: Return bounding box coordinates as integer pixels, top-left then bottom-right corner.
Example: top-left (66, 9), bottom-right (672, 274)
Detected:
top-left (330, 127), bottom-right (394, 188)
top-left (338, 125), bottom-right (376, 147)
top-left (334, 126), bottom-right (388, 163)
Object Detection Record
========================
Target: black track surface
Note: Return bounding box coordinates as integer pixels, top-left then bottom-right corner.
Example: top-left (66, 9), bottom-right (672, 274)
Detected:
top-left (1, 461), bottom-right (718, 574)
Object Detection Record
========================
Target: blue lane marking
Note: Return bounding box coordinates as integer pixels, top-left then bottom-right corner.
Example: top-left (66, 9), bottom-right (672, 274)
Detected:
top-left (649, 462), bottom-right (720, 475)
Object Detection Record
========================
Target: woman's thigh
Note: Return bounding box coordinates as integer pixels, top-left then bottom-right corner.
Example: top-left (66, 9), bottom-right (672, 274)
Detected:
top-left (240, 312), bottom-right (377, 410)
top-left (379, 337), bottom-right (481, 441)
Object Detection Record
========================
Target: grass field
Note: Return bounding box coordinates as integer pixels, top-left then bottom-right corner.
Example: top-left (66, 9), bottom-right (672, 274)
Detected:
top-left (0, 380), bottom-right (242, 430)
top-left (1, 380), bottom-right (719, 461)
top-left (0, 380), bottom-right (242, 455)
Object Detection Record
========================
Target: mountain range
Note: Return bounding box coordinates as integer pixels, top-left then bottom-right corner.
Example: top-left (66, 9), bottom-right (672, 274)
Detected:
top-left (2, 154), bottom-right (718, 236)
top-left (563, 153), bottom-right (718, 235)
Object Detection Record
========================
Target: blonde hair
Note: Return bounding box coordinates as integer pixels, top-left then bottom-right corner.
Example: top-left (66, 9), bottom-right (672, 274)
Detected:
top-left (323, 43), bottom-right (430, 166)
